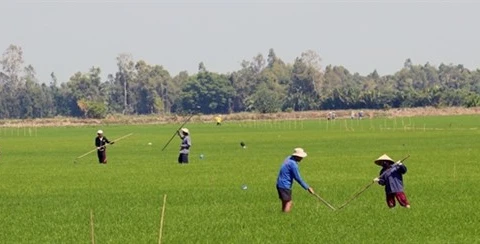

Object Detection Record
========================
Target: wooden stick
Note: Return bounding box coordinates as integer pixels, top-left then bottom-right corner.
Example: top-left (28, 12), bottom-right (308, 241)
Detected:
top-left (158, 194), bottom-right (167, 244)
top-left (313, 193), bottom-right (336, 211)
top-left (90, 209), bottom-right (95, 244)
top-left (112, 133), bottom-right (134, 143)
top-left (74, 133), bottom-right (133, 161)
top-left (161, 113), bottom-right (195, 151)
top-left (337, 182), bottom-right (374, 210)
top-left (76, 148), bottom-right (98, 161)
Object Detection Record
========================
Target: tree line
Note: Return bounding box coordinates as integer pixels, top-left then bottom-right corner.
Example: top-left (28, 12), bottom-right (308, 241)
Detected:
top-left (0, 44), bottom-right (479, 119)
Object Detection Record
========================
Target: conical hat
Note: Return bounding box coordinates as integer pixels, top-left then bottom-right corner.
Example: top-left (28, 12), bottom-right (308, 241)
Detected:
top-left (374, 154), bottom-right (394, 166)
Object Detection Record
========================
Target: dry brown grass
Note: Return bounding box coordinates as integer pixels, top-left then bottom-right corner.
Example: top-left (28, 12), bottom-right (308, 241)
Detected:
top-left (0, 106), bottom-right (479, 128)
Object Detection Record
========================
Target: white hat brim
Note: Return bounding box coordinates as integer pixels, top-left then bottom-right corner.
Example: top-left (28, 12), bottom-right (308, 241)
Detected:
top-left (292, 152), bottom-right (307, 158)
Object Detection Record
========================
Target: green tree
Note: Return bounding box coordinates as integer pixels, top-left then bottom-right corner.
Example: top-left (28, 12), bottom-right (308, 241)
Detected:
top-left (132, 61), bottom-right (172, 114)
top-left (251, 83), bottom-right (282, 113)
top-left (0, 44), bottom-right (25, 118)
top-left (180, 63), bottom-right (234, 114)
top-left (115, 53), bottom-right (136, 114)
top-left (171, 71), bottom-right (189, 113)
top-left (1, 44), bottom-right (24, 85)
top-left (229, 61), bottom-right (256, 112)
top-left (64, 67), bottom-right (105, 117)
top-left (284, 56), bottom-right (321, 111)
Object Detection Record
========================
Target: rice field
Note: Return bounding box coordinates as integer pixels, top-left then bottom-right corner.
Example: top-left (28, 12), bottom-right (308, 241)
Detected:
top-left (0, 114), bottom-right (479, 243)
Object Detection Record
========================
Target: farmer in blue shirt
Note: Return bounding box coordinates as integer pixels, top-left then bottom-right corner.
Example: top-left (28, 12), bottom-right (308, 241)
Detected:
top-left (373, 154), bottom-right (411, 208)
top-left (177, 128), bottom-right (191, 164)
top-left (276, 148), bottom-right (315, 212)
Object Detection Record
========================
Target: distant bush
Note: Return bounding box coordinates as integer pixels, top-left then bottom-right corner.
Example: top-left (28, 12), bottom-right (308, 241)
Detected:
top-left (86, 102), bottom-right (107, 119)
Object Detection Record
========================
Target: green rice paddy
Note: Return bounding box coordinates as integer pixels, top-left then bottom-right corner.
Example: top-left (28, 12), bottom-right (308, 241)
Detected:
top-left (0, 115), bottom-right (479, 243)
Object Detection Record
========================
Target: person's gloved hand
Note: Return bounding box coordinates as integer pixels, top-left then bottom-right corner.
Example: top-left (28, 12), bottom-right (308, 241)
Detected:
top-left (373, 177), bottom-right (380, 182)
top-left (308, 187), bottom-right (315, 194)
top-left (110, 141), bottom-right (115, 144)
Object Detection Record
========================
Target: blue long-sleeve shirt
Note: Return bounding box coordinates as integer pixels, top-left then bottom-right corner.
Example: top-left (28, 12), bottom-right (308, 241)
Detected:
top-left (378, 164), bottom-right (407, 194)
top-left (276, 156), bottom-right (310, 190)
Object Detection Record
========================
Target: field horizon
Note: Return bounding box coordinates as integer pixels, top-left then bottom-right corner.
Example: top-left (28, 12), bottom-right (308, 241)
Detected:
top-left (1, 106), bottom-right (479, 128)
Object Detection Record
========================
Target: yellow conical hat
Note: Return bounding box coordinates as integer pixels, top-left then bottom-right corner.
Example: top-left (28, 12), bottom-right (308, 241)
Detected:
top-left (374, 154), bottom-right (395, 166)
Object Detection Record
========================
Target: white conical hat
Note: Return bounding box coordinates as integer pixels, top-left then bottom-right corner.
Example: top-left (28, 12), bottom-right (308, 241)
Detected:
top-left (97, 130), bottom-right (103, 134)
top-left (292, 148), bottom-right (307, 158)
top-left (375, 154), bottom-right (394, 166)
top-left (181, 128), bottom-right (189, 134)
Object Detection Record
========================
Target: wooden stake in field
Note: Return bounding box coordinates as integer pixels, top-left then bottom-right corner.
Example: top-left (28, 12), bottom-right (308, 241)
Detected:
top-left (158, 194), bottom-right (168, 244)
top-left (90, 209), bottom-right (95, 244)
top-left (344, 120), bottom-right (350, 131)
top-left (453, 160), bottom-right (456, 184)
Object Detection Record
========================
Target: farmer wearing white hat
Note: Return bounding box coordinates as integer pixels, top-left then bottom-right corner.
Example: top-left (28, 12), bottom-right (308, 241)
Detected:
top-left (95, 130), bottom-right (114, 164)
top-left (177, 128), bottom-right (191, 164)
top-left (276, 148), bottom-right (315, 212)
top-left (373, 154), bottom-right (410, 208)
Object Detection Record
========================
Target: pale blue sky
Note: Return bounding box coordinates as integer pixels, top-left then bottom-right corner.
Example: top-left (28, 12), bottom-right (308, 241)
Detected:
top-left (1, 0), bottom-right (479, 83)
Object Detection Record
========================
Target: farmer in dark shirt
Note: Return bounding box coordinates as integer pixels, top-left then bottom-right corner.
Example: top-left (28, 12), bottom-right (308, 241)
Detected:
top-left (95, 130), bottom-right (114, 164)
top-left (373, 154), bottom-right (410, 208)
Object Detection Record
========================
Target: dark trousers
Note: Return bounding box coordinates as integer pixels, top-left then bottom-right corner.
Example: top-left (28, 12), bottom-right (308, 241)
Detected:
top-left (97, 150), bottom-right (107, 163)
top-left (178, 153), bottom-right (189, 164)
